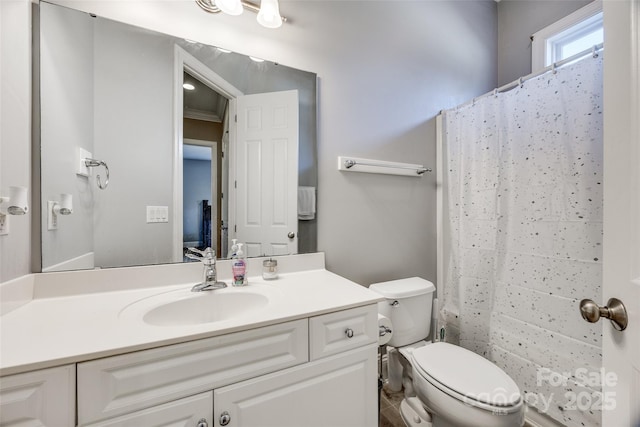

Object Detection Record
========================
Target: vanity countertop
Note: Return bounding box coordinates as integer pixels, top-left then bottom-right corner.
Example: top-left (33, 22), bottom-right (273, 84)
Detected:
top-left (0, 254), bottom-right (383, 377)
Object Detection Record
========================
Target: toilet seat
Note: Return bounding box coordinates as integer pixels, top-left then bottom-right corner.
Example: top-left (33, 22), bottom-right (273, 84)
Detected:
top-left (411, 342), bottom-right (522, 413)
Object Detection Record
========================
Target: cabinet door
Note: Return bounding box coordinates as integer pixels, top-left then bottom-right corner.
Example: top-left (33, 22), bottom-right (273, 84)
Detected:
top-left (0, 365), bottom-right (75, 427)
top-left (84, 392), bottom-right (212, 427)
top-left (213, 344), bottom-right (378, 427)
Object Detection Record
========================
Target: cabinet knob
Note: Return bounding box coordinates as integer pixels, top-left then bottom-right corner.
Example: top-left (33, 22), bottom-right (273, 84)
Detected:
top-left (345, 328), bottom-right (354, 338)
top-left (196, 418), bottom-right (208, 427)
top-left (219, 411), bottom-right (231, 426)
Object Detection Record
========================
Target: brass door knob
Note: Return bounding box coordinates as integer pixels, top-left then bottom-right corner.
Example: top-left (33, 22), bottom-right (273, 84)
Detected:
top-left (579, 298), bottom-right (628, 331)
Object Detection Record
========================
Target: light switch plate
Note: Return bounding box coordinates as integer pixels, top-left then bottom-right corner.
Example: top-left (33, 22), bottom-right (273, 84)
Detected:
top-left (48, 201), bottom-right (58, 230)
top-left (146, 206), bottom-right (169, 223)
top-left (77, 148), bottom-right (92, 177)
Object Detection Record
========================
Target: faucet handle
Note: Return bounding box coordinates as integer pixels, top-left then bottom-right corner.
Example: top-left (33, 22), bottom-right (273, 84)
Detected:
top-left (189, 247), bottom-right (226, 292)
top-left (187, 247), bottom-right (207, 257)
top-left (185, 249), bottom-right (203, 262)
top-left (186, 247), bottom-right (216, 264)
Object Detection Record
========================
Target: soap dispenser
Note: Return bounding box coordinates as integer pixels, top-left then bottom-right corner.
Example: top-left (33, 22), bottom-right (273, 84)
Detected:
top-left (227, 238), bottom-right (238, 258)
top-left (232, 243), bottom-right (247, 286)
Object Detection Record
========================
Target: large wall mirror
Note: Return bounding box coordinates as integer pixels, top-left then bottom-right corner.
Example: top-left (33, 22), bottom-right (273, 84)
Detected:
top-left (37, 1), bottom-right (317, 272)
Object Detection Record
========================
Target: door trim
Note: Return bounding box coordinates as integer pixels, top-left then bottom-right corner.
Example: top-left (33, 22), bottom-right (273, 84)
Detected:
top-left (173, 45), bottom-right (243, 262)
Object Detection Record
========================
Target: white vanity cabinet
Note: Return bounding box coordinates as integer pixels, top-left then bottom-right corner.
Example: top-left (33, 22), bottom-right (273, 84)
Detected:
top-left (74, 304), bottom-right (378, 427)
top-left (0, 364), bottom-right (75, 427)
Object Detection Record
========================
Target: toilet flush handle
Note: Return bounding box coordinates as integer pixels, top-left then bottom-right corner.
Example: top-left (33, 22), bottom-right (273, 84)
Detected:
top-left (390, 300), bottom-right (399, 307)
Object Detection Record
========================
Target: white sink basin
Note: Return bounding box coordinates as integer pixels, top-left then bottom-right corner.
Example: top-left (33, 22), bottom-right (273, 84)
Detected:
top-left (119, 285), bottom-right (279, 327)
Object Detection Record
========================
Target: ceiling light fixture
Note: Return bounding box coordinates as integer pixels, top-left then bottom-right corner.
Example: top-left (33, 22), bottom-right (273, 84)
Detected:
top-left (195, 0), bottom-right (287, 29)
top-left (215, 0), bottom-right (243, 16)
top-left (257, 0), bottom-right (282, 28)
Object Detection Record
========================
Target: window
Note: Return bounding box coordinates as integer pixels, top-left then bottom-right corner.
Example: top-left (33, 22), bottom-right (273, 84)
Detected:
top-left (531, 1), bottom-right (603, 72)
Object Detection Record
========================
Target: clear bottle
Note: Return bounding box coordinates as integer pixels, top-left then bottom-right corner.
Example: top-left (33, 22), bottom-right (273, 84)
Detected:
top-left (262, 258), bottom-right (278, 280)
top-left (232, 243), bottom-right (247, 286)
top-left (227, 238), bottom-right (239, 259)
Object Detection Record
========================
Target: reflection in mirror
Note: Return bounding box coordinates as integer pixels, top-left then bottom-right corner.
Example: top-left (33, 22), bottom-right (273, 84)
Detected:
top-left (182, 70), bottom-right (228, 259)
top-left (38, 1), bottom-right (317, 272)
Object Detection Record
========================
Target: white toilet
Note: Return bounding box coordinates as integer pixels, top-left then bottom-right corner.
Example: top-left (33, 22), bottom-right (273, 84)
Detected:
top-left (370, 277), bottom-right (525, 427)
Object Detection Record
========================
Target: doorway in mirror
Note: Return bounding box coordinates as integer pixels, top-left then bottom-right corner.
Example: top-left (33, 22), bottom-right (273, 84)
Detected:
top-left (182, 69), bottom-right (229, 259)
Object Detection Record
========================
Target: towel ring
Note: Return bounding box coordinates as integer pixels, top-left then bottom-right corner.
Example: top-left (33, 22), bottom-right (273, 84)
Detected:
top-left (84, 158), bottom-right (110, 190)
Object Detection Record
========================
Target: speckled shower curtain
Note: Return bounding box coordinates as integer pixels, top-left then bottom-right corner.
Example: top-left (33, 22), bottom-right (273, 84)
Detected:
top-left (442, 54), bottom-right (603, 427)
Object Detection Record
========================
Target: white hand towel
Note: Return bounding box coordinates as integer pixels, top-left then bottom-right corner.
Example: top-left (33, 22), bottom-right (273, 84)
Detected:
top-left (298, 186), bottom-right (316, 220)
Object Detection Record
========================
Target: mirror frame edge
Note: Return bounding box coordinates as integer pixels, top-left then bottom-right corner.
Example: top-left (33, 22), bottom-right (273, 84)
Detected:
top-left (32, 1), bottom-right (43, 273)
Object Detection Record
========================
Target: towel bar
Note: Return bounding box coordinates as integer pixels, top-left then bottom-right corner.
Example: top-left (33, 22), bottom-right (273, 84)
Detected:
top-left (338, 156), bottom-right (431, 177)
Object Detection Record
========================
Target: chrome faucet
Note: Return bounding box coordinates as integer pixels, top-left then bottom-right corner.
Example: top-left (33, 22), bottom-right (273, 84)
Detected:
top-left (186, 247), bottom-right (227, 292)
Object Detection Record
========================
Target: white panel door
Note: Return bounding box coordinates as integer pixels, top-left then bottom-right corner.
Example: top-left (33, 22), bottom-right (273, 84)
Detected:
top-left (233, 90), bottom-right (299, 257)
top-left (602, 1), bottom-right (640, 425)
top-left (213, 345), bottom-right (378, 427)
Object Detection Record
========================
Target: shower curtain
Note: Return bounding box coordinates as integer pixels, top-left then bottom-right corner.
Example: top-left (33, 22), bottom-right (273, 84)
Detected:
top-left (442, 54), bottom-right (603, 427)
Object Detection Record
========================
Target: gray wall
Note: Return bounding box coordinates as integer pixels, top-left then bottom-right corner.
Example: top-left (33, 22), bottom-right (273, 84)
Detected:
top-left (497, 0), bottom-right (592, 86)
top-left (40, 3), bottom-right (94, 269)
top-left (92, 16), bottom-right (175, 268)
top-left (0, 0), bottom-right (32, 282)
top-left (315, 1), bottom-right (497, 286)
top-left (38, 5), bottom-right (176, 270)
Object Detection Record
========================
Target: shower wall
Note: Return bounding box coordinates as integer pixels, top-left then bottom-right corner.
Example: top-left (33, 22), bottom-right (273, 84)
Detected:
top-left (441, 55), bottom-right (604, 427)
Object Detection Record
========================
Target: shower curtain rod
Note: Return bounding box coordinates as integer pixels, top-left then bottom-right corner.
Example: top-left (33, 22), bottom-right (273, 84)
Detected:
top-left (453, 43), bottom-right (604, 111)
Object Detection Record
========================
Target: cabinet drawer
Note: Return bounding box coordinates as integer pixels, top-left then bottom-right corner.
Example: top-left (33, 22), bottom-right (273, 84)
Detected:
top-left (85, 391), bottom-right (212, 427)
top-left (78, 319), bottom-right (307, 425)
top-left (0, 364), bottom-right (75, 427)
top-left (309, 305), bottom-right (377, 360)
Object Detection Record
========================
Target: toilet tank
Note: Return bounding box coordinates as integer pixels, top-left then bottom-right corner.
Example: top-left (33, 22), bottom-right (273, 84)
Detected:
top-left (369, 277), bottom-right (435, 347)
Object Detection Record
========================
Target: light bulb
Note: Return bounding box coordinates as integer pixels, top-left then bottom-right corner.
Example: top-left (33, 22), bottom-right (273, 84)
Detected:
top-left (215, 0), bottom-right (243, 16)
top-left (7, 186), bottom-right (28, 215)
top-left (257, 0), bottom-right (282, 29)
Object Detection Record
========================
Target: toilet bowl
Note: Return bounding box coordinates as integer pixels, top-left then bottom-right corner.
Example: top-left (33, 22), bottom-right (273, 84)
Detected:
top-left (370, 278), bottom-right (525, 427)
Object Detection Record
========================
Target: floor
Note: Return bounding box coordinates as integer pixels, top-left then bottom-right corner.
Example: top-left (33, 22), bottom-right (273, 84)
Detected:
top-left (378, 381), bottom-right (537, 427)
top-left (379, 383), bottom-right (405, 427)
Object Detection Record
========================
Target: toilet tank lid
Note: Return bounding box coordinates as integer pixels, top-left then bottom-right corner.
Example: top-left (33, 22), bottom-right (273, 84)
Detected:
top-left (369, 277), bottom-right (435, 298)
